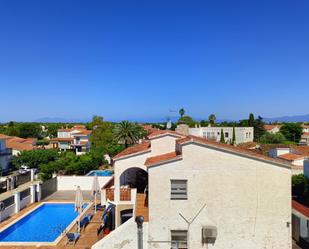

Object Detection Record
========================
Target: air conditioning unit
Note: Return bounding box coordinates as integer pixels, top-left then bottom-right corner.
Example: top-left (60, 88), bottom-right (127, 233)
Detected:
top-left (202, 226), bottom-right (217, 245)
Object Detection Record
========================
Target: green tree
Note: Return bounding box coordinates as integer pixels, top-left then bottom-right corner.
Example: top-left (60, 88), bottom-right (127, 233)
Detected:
top-left (89, 115), bottom-right (104, 129)
top-left (208, 114), bottom-right (216, 125)
top-left (12, 149), bottom-right (59, 169)
top-left (220, 129), bottom-right (225, 143)
top-left (179, 108), bottom-right (185, 118)
top-left (292, 174), bottom-right (308, 198)
top-left (200, 120), bottom-right (209, 127)
top-left (248, 113), bottom-right (255, 126)
top-left (7, 121), bottom-right (19, 136)
top-left (114, 121), bottom-right (146, 148)
top-left (178, 116), bottom-right (197, 128)
top-left (253, 116), bottom-right (266, 141)
top-left (18, 123), bottom-right (42, 138)
top-left (259, 132), bottom-right (286, 144)
top-left (46, 123), bottom-right (62, 138)
top-left (280, 123), bottom-right (303, 142)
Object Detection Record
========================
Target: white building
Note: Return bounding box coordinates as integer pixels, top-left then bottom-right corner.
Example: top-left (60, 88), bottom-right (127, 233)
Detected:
top-left (0, 135), bottom-right (13, 173)
top-left (176, 124), bottom-right (254, 144)
top-left (51, 125), bottom-right (91, 155)
top-left (93, 130), bottom-right (291, 249)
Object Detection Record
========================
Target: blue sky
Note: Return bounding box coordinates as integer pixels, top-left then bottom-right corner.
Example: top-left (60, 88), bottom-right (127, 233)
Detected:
top-left (0, 0), bottom-right (308, 122)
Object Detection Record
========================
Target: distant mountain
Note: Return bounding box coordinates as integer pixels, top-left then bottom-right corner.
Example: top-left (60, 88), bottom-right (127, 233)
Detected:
top-left (33, 117), bottom-right (90, 123)
top-left (264, 114), bottom-right (309, 123)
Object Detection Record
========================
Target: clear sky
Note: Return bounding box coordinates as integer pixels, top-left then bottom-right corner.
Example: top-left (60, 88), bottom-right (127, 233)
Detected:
top-left (0, 0), bottom-right (308, 122)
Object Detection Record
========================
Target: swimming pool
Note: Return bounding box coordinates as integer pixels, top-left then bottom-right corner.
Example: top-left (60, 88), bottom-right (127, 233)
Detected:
top-left (87, 170), bottom-right (113, 176)
top-left (0, 203), bottom-right (88, 244)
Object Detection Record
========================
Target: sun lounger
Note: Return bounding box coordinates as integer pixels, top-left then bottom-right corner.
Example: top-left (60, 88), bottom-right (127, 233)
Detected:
top-left (66, 232), bottom-right (80, 245)
top-left (78, 216), bottom-right (90, 231)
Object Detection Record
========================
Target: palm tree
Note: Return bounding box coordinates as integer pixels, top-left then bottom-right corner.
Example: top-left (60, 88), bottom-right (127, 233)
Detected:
top-left (208, 114), bottom-right (216, 125)
top-left (179, 108), bottom-right (185, 118)
top-left (114, 121), bottom-right (146, 148)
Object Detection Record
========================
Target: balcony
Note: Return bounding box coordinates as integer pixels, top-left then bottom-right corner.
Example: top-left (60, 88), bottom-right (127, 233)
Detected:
top-left (0, 148), bottom-right (12, 156)
top-left (102, 188), bottom-right (134, 202)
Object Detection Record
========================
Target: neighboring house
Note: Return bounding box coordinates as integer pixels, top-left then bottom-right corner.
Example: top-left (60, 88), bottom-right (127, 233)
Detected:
top-left (0, 135), bottom-right (13, 173)
top-left (94, 130), bottom-right (291, 249)
top-left (176, 124), bottom-right (254, 144)
top-left (50, 125), bottom-right (91, 155)
top-left (292, 200), bottom-right (309, 247)
top-left (0, 134), bottom-right (35, 156)
top-left (302, 124), bottom-right (309, 133)
top-left (300, 132), bottom-right (309, 146)
top-left (264, 124), bottom-right (282, 134)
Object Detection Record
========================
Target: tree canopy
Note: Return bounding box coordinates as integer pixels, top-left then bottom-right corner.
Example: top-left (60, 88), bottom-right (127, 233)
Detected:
top-left (280, 123), bottom-right (303, 143)
top-left (259, 132), bottom-right (286, 144)
top-left (113, 121), bottom-right (146, 148)
top-left (208, 114), bottom-right (216, 125)
top-left (179, 108), bottom-right (185, 118)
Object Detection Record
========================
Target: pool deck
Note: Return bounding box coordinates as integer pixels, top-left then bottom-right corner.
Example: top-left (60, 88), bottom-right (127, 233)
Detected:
top-left (0, 200), bottom-right (105, 249)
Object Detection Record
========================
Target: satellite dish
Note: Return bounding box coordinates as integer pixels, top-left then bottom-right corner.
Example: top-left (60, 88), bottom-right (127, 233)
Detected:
top-left (166, 120), bottom-right (172, 129)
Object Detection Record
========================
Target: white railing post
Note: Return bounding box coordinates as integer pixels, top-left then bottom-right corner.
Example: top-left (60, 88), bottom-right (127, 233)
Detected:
top-left (14, 191), bottom-right (20, 213)
top-left (30, 169), bottom-right (35, 181)
top-left (36, 183), bottom-right (42, 202)
top-left (30, 184), bottom-right (36, 203)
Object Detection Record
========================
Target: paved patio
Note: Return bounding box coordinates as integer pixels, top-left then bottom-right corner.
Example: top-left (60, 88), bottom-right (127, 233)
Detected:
top-left (0, 199), bottom-right (105, 249)
top-left (43, 191), bottom-right (93, 201)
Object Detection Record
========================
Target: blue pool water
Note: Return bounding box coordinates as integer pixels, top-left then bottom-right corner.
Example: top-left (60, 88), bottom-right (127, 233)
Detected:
top-left (0, 203), bottom-right (85, 242)
top-left (87, 170), bottom-right (113, 176)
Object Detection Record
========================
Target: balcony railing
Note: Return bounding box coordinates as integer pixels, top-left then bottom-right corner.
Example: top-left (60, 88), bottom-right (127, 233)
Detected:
top-left (103, 188), bottom-right (134, 202)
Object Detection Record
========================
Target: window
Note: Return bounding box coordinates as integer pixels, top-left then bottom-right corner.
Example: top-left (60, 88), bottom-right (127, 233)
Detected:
top-left (171, 230), bottom-right (188, 249)
top-left (225, 132), bottom-right (229, 138)
top-left (171, 180), bottom-right (187, 200)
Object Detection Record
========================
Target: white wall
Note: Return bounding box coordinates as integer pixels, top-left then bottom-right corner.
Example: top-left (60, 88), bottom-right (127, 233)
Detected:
top-left (92, 218), bottom-right (149, 249)
top-left (150, 135), bottom-right (178, 156)
top-left (269, 148), bottom-right (291, 158)
top-left (188, 127), bottom-right (254, 144)
top-left (57, 176), bottom-right (112, 190)
top-left (147, 143), bottom-right (291, 249)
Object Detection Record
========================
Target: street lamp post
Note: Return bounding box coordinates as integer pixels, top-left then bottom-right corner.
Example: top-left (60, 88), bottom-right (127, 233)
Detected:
top-left (135, 216), bottom-right (144, 249)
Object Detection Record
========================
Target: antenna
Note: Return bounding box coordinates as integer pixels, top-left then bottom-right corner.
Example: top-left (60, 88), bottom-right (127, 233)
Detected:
top-left (178, 203), bottom-right (206, 249)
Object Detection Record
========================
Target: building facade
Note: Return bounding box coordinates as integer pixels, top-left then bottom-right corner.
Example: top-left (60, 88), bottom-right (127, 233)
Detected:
top-left (176, 124), bottom-right (254, 144)
top-left (51, 125), bottom-right (91, 155)
top-left (94, 130), bottom-right (291, 249)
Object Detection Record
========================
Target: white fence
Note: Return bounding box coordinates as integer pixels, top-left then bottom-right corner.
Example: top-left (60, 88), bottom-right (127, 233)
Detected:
top-left (57, 176), bottom-right (112, 191)
top-left (1, 204), bottom-right (15, 221)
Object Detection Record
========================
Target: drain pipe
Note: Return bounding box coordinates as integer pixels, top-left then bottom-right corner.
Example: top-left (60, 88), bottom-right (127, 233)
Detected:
top-left (135, 216), bottom-right (144, 249)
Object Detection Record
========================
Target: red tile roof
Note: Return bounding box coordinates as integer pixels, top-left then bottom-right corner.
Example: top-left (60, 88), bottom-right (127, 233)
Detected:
top-left (278, 153), bottom-right (304, 161)
top-left (113, 142), bottom-right (151, 160)
top-left (0, 134), bottom-right (11, 140)
top-left (145, 152), bottom-right (181, 166)
top-left (50, 137), bottom-right (73, 142)
top-left (264, 124), bottom-right (282, 131)
top-left (177, 135), bottom-right (291, 168)
top-left (293, 200), bottom-right (309, 218)
top-left (0, 134), bottom-right (36, 151)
